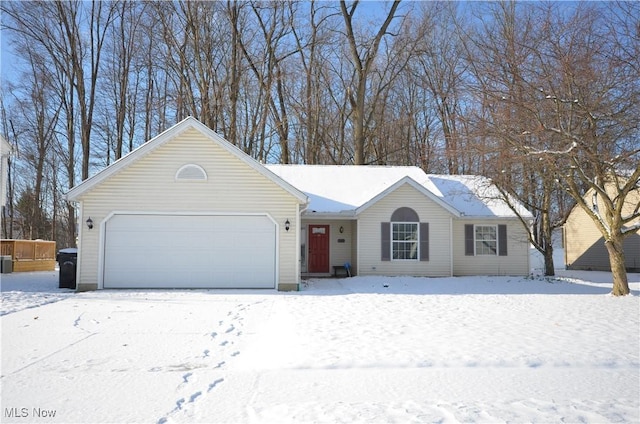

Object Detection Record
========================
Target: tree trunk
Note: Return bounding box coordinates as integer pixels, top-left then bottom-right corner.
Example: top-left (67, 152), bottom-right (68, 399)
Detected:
top-left (543, 246), bottom-right (554, 276)
top-left (605, 237), bottom-right (630, 296)
top-left (541, 199), bottom-right (555, 276)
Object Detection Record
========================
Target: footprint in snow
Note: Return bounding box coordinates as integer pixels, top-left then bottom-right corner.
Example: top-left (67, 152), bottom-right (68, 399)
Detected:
top-left (207, 378), bottom-right (224, 392)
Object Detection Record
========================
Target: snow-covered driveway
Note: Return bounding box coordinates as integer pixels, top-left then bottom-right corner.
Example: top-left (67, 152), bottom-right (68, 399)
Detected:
top-left (1, 271), bottom-right (639, 423)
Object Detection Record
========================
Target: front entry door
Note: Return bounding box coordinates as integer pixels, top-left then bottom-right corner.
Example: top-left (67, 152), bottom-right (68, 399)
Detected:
top-left (308, 225), bottom-right (330, 273)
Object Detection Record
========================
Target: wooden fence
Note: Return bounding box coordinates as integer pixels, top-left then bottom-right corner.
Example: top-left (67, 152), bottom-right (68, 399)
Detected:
top-left (1, 239), bottom-right (57, 272)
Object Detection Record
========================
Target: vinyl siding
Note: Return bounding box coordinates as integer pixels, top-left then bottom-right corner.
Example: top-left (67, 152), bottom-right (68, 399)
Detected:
top-left (565, 188), bottom-right (640, 271)
top-left (75, 127), bottom-right (303, 290)
top-left (452, 219), bottom-right (530, 276)
top-left (300, 219), bottom-right (355, 276)
top-left (357, 183), bottom-right (452, 276)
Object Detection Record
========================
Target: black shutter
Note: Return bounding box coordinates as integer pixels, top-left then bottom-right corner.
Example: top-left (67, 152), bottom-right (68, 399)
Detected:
top-left (381, 222), bottom-right (390, 261)
top-left (498, 224), bottom-right (508, 256)
top-left (420, 223), bottom-right (429, 261)
top-left (465, 224), bottom-right (474, 256)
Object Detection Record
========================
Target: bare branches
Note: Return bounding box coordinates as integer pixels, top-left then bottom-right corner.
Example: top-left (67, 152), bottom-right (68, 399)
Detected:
top-left (339, 0), bottom-right (403, 165)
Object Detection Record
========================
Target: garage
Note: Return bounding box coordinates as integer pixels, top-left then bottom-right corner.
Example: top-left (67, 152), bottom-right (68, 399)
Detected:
top-left (103, 214), bottom-right (277, 289)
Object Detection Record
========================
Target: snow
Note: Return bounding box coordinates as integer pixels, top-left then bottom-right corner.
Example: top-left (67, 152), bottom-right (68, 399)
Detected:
top-left (1, 259), bottom-right (639, 423)
top-left (426, 174), bottom-right (532, 218)
top-left (266, 165), bottom-right (528, 218)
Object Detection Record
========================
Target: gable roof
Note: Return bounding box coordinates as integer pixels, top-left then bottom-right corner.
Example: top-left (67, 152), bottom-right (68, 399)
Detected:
top-left (66, 117), bottom-right (308, 203)
top-left (266, 165), bottom-right (532, 219)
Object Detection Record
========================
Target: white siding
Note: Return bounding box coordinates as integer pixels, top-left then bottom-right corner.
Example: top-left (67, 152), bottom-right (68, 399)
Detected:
top-left (357, 183), bottom-right (452, 277)
top-left (452, 219), bottom-right (530, 276)
top-left (76, 127), bottom-right (302, 290)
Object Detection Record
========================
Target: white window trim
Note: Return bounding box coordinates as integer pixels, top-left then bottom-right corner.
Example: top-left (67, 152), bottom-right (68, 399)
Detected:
top-left (391, 221), bottom-right (419, 261)
top-left (474, 224), bottom-right (498, 256)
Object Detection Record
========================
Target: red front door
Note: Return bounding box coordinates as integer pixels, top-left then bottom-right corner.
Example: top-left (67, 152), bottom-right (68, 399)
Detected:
top-left (308, 225), bottom-right (330, 273)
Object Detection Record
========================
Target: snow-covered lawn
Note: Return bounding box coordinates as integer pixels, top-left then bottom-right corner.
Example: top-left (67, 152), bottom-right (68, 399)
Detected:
top-left (1, 268), bottom-right (639, 423)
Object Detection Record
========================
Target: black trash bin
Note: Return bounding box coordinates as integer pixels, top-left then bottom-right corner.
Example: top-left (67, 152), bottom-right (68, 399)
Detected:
top-left (57, 248), bottom-right (78, 289)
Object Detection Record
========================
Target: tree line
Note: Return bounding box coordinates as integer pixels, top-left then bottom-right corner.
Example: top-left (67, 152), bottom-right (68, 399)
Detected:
top-left (1, 1), bottom-right (638, 294)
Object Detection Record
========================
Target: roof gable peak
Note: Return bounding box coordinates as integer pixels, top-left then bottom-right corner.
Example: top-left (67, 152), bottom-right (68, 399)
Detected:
top-left (66, 117), bottom-right (307, 203)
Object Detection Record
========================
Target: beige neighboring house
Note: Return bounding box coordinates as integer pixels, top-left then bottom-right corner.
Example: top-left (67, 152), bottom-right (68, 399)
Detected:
top-left (564, 183), bottom-right (640, 272)
top-left (67, 117), bottom-right (532, 291)
top-left (1, 135), bottom-right (11, 207)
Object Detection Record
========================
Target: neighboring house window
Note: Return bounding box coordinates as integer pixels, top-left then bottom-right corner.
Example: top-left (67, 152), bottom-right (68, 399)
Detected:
top-left (465, 224), bottom-right (508, 256)
top-left (175, 164), bottom-right (207, 181)
top-left (381, 207), bottom-right (429, 262)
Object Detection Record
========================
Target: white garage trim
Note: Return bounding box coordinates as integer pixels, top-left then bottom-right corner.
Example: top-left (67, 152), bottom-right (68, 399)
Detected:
top-left (98, 211), bottom-right (279, 289)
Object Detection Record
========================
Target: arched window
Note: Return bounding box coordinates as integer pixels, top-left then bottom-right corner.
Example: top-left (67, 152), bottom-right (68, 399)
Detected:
top-left (381, 207), bottom-right (429, 262)
top-left (390, 207), bottom-right (419, 222)
top-left (390, 207), bottom-right (419, 260)
top-left (175, 164), bottom-right (207, 181)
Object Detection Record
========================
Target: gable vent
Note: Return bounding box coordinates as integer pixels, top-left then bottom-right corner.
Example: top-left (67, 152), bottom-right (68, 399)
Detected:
top-left (176, 164), bottom-right (207, 181)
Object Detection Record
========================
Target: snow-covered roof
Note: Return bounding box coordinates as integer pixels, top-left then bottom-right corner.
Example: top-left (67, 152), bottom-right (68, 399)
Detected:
top-left (266, 165), bottom-right (532, 219)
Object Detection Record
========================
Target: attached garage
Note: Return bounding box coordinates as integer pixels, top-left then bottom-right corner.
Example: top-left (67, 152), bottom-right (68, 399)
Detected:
top-left (103, 213), bottom-right (277, 289)
top-left (66, 117), bottom-right (307, 291)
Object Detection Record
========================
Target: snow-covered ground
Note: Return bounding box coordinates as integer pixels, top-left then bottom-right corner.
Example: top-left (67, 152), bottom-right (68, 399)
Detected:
top-left (1, 255), bottom-right (639, 423)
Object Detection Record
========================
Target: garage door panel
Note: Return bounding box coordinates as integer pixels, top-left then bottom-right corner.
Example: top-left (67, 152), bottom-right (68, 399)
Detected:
top-left (103, 214), bottom-right (276, 289)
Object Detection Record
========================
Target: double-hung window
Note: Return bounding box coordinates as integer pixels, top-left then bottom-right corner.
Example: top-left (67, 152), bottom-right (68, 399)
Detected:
top-left (392, 222), bottom-right (418, 260)
top-left (382, 207), bottom-right (429, 262)
top-left (465, 224), bottom-right (507, 257)
top-left (475, 225), bottom-right (497, 255)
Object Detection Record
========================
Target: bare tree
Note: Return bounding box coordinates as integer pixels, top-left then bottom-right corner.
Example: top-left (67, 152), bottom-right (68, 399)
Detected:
top-left (339, 0), bottom-right (402, 165)
top-left (289, 1), bottom-right (334, 163)
top-left (3, 0), bottom-right (117, 244)
top-left (533, 3), bottom-right (640, 295)
top-left (410, 2), bottom-right (469, 174)
top-left (465, 1), bottom-right (639, 293)
top-left (0, 94), bottom-right (16, 239)
top-left (104, 0), bottom-right (147, 161)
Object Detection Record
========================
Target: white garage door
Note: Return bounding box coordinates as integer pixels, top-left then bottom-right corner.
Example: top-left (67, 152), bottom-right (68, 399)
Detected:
top-left (103, 214), bottom-right (276, 289)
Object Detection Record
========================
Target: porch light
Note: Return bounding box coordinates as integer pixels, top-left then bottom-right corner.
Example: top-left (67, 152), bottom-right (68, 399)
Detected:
top-left (285, 219), bottom-right (290, 232)
top-left (86, 217), bottom-right (94, 230)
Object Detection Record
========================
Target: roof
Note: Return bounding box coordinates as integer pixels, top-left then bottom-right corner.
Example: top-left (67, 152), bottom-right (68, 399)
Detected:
top-left (66, 117), bottom-right (308, 203)
top-left (266, 165), bottom-right (532, 219)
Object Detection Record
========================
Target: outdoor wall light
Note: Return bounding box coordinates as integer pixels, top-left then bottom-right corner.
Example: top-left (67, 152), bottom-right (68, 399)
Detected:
top-left (285, 219), bottom-right (290, 232)
top-left (339, 226), bottom-right (344, 233)
top-left (86, 217), bottom-right (94, 230)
